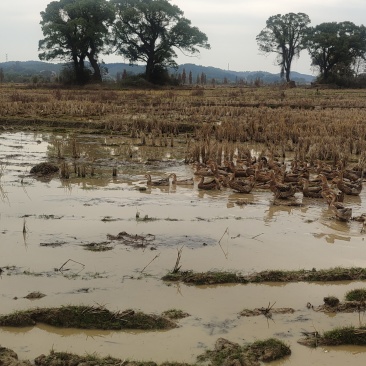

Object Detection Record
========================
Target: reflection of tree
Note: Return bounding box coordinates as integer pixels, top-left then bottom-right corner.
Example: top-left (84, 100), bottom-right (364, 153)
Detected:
top-left (60, 179), bottom-right (73, 194)
top-left (0, 163), bottom-right (9, 204)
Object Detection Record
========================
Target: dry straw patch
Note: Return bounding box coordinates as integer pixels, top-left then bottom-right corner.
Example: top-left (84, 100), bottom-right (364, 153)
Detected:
top-left (2, 85), bottom-right (366, 162)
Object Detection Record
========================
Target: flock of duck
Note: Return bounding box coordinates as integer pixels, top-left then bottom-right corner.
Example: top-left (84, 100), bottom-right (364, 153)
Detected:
top-left (144, 157), bottom-right (364, 223)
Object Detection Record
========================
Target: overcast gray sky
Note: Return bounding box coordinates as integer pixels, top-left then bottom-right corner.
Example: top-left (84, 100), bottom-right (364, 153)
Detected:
top-left (1, 0), bottom-right (365, 75)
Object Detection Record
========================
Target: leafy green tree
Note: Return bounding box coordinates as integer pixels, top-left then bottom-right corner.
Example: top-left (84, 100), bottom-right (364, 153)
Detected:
top-left (111, 0), bottom-right (210, 83)
top-left (256, 12), bottom-right (310, 82)
top-left (39, 0), bottom-right (115, 84)
top-left (0, 68), bottom-right (4, 83)
top-left (306, 22), bottom-right (366, 82)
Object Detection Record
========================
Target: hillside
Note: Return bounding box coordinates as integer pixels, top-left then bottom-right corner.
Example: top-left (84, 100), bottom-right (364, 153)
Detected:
top-left (0, 60), bottom-right (315, 84)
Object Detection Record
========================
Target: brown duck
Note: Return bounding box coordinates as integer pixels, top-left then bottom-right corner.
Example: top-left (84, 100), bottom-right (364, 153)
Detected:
top-left (145, 174), bottom-right (170, 186)
top-left (228, 174), bottom-right (255, 194)
top-left (198, 176), bottom-right (220, 190)
top-left (330, 195), bottom-right (352, 222)
top-left (333, 176), bottom-right (362, 196)
top-left (269, 171), bottom-right (297, 199)
top-left (169, 173), bottom-right (194, 185)
top-left (300, 178), bottom-right (322, 198)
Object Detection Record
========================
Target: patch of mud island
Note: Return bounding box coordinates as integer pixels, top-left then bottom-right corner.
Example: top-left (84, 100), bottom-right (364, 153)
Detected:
top-left (2, 288), bottom-right (366, 365)
top-left (161, 267), bottom-right (366, 285)
top-left (0, 337), bottom-right (291, 366)
top-left (0, 305), bottom-right (176, 330)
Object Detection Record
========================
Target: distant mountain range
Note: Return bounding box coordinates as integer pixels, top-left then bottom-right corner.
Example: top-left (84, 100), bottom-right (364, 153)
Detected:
top-left (0, 60), bottom-right (315, 84)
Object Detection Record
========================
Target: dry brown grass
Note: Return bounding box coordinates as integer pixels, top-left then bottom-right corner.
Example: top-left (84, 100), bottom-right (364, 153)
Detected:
top-left (2, 84), bottom-right (366, 163)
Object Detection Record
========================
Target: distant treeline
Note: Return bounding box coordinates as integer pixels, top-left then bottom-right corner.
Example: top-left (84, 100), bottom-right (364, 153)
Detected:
top-left (0, 61), bottom-right (314, 85)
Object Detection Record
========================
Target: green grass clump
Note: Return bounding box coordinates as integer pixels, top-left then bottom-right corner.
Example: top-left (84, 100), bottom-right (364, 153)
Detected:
top-left (34, 350), bottom-right (158, 366)
top-left (345, 288), bottom-right (366, 302)
top-left (322, 326), bottom-right (366, 346)
top-left (247, 338), bottom-right (291, 362)
top-left (0, 306), bottom-right (176, 330)
top-left (323, 296), bottom-right (340, 307)
top-left (162, 271), bottom-right (248, 285)
top-left (299, 326), bottom-right (366, 347)
top-left (162, 267), bottom-right (366, 286)
top-left (162, 309), bottom-right (189, 320)
top-left (197, 337), bottom-right (290, 365)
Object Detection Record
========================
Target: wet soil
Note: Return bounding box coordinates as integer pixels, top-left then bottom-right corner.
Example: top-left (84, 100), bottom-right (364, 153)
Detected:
top-left (1, 131), bottom-right (366, 365)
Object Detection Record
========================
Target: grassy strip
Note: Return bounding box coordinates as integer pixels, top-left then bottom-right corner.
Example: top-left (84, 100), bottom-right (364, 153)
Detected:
top-left (35, 351), bottom-right (189, 366)
top-left (0, 305), bottom-right (176, 330)
top-left (1, 337), bottom-right (290, 366)
top-left (299, 326), bottom-right (366, 347)
top-left (345, 288), bottom-right (366, 301)
top-left (162, 267), bottom-right (366, 285)
top-left (198, 337), bottom-right (291, 365)
top-left (162, 271), bottom-right (247, 285)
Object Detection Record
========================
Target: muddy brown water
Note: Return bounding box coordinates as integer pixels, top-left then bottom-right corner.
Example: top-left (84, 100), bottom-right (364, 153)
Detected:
top-left (1, 131), bottom-right (366, 365)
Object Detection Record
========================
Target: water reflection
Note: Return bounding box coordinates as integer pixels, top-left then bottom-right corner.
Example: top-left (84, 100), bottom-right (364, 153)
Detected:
top-left (313, 233), bottom-right (351, 244)
top-left (265, 202), bottom-right (302, 222)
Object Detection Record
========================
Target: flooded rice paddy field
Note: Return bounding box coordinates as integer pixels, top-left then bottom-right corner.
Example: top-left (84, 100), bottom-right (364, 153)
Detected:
top-left (1, 131), bottom-right (366, 365)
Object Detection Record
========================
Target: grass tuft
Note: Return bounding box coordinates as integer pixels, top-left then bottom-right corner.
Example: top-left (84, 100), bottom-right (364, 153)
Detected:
top-left (345, 288), bottom-right (366, 302)
top-left (0, 305), bottom-right (176, 330)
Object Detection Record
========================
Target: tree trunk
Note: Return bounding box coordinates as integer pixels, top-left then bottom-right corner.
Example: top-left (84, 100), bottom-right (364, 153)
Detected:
top-left (285, 68), bottom-right (291, 83)
top-left (72, 54), bottom-right (86, 84)
top-left (145, 57), bottom-right (155, 82)
top-left (87, 54), bottom-right (102, 82)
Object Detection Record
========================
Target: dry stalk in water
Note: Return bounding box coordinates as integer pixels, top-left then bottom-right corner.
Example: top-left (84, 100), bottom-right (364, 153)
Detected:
top-left (218, 227), bottom-right (229, 259)
top-left (22, 218), bottom-right (27, 234)
top-left (59, 259), bottom-right (85, 272)
top-left (172, 245), bottom-right (184, 273)
top-left (140, 253), bottom-right (160, 273)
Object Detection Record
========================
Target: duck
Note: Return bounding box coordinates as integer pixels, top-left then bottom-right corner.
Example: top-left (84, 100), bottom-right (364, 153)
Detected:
top-left (198, 176), bottom-right (220, 190)
top-left (300, 178), bottom-right (323, 198)
top-left (330, 194), bottom-right (352, 222)
top-left (269, 171), bottom-right (297, 199)
top-left (193, 163), bottom-right (214, 176)
top-left (209, 162), bottom-right (229, 177)
top-left (319, 173), bottom-right (337, 204)
top-left (318, 173), bottom-right (339, 202)
top-left (145, 174), bottom-right (170, 186)
top-left (254, 168), bottom-right (272, 184)
top-left (353, 213), bottom-right (366, 233)
top-left (332, 176), bottom-right (363, 196)
top-left (169, 173), bottom-right (194, 185)
top-left (337, 160), bottom-right (362, 182)
top-left (225, 161), bottom-right (248, 177)
top-left (318, 173), bottom-right (330, 191)
top-left (228, 174), bottom-right (255, 194)
top-left (316, 161), bottom-right (337, 180)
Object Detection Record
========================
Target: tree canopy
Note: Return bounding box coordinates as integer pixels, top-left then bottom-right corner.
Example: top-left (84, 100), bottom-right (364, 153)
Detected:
top-left (306, 21), bottom-right (366, 82)
top-left (39, 0), bottom-right (115, 83)
top-left (256, 13), bottom-right (310, 82)
top-left (110, 0), bottom-right (210, 82)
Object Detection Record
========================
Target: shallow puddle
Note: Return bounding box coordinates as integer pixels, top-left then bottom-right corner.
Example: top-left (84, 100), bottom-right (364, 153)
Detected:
top-left (1, 131), bottom-right (366, 364)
